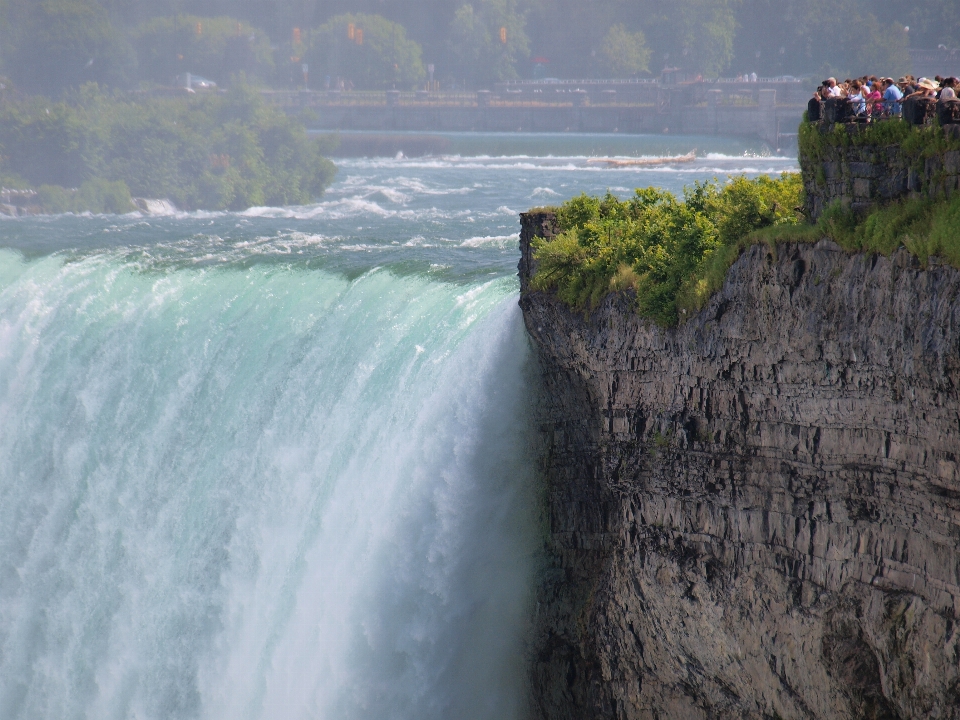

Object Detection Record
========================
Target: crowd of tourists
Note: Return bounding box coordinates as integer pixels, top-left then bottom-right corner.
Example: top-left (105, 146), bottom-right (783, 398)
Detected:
top-left (811, 75), bottom-right (958, 120)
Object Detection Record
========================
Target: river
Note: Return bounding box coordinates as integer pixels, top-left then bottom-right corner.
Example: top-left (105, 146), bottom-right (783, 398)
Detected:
top-left (0, 133), bottom-right (796, 720)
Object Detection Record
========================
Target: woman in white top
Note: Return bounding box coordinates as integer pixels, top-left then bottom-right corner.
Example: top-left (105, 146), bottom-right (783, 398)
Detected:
top-left (847, 80), bottom-right (866, 115)
top-left (939, 78), bottom-right (957, 101)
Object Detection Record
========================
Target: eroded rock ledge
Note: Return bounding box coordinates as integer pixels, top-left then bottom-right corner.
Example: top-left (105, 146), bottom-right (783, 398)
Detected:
top-left (519, 213), bottom-right (960, 719)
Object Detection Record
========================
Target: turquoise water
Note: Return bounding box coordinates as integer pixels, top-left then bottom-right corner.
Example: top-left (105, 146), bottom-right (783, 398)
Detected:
top-left (0, 135), bottom-right (796, 720)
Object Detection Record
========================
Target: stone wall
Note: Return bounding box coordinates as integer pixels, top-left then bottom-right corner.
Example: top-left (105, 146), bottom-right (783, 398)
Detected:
top-left (519, 211), bottom-right (960, 719)
top-left (801, 122), bottom-right (960, 221)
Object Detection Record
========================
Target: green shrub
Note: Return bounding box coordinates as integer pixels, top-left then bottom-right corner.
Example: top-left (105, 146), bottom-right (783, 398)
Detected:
top-left (36, 185), bottom-right (73, 213)
top-left (817, 194), bottom-right (960, 267)
top-left (307, 14), bottom-right (426, 89)
top-left (74, 178), bottom-right (136, 214)
top-left (530, 174), bottom-right (804, 325)
top-left (34, 179), bottom-right (135, 214)
top-left (531, 171), bottom-right (960, 327)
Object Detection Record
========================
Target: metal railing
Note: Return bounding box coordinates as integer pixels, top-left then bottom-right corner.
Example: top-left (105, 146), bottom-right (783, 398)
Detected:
top-left (262, 90), bottom-right (482, 107)
top-left (261, 88), bottom-right (662, 109)
top-left (498, 78), bottom-right (658, 86)
top-left (258, 85), bottom-right (810, 111)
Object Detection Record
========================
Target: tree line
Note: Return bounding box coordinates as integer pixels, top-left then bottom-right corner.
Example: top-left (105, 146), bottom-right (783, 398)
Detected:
top-left (0, 84), bottom-right (337, 211)
top-left (0, 0), bottom-right (958, 94)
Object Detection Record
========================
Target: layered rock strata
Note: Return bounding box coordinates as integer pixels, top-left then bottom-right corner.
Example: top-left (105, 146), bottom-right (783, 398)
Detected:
top-left (519, 212), bottom-right (960, 719)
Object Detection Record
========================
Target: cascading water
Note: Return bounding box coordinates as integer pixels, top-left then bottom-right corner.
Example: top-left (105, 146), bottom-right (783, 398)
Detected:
top-left (0, 250), bottom-right (540, 720)
top-left (0, 132), bottom-right (796, 720)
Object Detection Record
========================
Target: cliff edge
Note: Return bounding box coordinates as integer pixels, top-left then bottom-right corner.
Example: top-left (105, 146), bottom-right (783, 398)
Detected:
top-left (519, 212), bottom-right (960, 719)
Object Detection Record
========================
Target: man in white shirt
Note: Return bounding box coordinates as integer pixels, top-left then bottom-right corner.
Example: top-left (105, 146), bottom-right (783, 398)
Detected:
top-left (824, 78), bottom-right (842, 97)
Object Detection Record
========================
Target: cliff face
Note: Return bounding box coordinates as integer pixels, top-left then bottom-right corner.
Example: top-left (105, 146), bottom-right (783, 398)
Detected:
top-left (519, 213), bottom-right (960, 719)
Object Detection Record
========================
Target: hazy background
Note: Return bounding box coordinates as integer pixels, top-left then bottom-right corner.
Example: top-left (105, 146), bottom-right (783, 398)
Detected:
top-left (1, 0), bottom-right (957, 95)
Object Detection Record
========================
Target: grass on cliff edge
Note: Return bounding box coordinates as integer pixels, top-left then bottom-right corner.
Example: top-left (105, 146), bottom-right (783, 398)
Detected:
top-left (530, 176), bottom-right (960, 327)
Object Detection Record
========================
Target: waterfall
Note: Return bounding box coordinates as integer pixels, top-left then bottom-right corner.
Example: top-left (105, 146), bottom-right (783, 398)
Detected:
top-left (0, 248), bottom-right (540, 720)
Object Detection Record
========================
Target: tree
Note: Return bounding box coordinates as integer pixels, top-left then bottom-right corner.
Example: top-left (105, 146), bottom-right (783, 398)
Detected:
top-left (0, 83), bottom-right (338, 210)
top-left (730, 0), bottom-right (915, 79)
top-left (600, 24), bottom-right (651, 76)
top-left (449, 0), bottom-right (530, 86)
top-left (674, 0), bottom-right (737, 77)
top-left (131, 15), bottom-right (274, 87)
top-left (2, 0), bottom-right (135, 95)
top-left (853, 16), bottom-right (911, 78)
top-left (308, 13), bottom-right (425, 89)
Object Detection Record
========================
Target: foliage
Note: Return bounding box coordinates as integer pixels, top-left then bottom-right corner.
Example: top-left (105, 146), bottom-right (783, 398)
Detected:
top-left (731, 0), bottom-right (914, 80)
top-left (1, 0), bottom-right (135, 95)
top-left (600, 24), bottom-right (651, 77)
top-left (308, 13), bottom-right (425, 89)
top-left (131, 15), bottom-right (274, 87)
top-left (0, 95), bottom-right (98, 188)
top-left (531, 163), bottom-right (960, 327)
top-left (36, 178), bottom-right (135, 214)
top-left (449, 0), bottom-right (530, 85)
top-left (852, 18), bottom-right (911, 80)
top-left (530, 174), bottom-right (803, 325)
top-left (817, 195), bottom-right (960, 268)
top-left (3, 0), bottom-right (960, 95)
top-left (0, 83), bottom-right (337, 211)
top-left (673, 0), bottom-right (738, 78)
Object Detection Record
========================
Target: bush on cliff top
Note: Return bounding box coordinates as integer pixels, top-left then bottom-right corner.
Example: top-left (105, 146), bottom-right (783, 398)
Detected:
top-left (530, 174), bottom-right (804, 325)
top-left (818, 193), bottom-right (960, 268)
top-left (798, 118), bottom-right (960, 170)
top-left (530, 173), bottom-right (960, 327)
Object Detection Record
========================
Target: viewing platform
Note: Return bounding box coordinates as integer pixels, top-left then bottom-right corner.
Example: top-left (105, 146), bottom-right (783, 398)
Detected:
top-left (800, 102), bottom-right (960, 220)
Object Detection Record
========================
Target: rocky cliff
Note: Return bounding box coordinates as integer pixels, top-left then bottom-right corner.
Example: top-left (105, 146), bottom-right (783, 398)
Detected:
top-left (519, 212), bottom-right (960, 719)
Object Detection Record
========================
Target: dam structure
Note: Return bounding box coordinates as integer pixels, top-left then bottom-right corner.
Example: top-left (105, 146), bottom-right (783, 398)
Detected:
top-left (265, 77), bottom-right (807, 151)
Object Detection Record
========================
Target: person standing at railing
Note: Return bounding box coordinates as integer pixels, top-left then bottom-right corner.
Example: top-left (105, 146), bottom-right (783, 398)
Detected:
top-left (848, 80), bottom-right (866, 115)
top-left (882, 78), bottom-right (903, 116)
top-left (823, 77), bottom-right (842, 98)
top-left (899, 77), bottom-right (919, 96)
top-left (904, 78), bottom-right (939, 101)
top-left (865, 82), bottom-right (883, 116)
top-left (939, 78), bottom-right (957, 101)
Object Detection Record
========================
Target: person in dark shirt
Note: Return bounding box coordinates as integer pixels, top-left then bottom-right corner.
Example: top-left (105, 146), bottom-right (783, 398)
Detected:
top-left (898, 77), bottom-right (917, 96)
